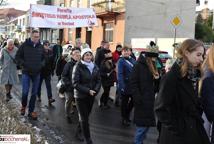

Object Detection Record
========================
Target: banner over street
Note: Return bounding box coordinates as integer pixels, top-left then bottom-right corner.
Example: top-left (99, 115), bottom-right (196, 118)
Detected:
top-left (30, 4), bottom-right (98, 28)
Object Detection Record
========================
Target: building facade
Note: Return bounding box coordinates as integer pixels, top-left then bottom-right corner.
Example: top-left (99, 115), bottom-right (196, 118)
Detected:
top-left (63, 0), bottom-right (125, 51)
top-left (125, 0), bottom-right (196, 56)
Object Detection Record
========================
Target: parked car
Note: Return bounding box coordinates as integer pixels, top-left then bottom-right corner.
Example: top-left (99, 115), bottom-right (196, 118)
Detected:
top-left (132, 48), bottom-right (172, 67)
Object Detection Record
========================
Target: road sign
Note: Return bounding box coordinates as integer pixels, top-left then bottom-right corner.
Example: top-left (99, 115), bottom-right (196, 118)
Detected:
top-left (171, 16), bottom-right (181, 27)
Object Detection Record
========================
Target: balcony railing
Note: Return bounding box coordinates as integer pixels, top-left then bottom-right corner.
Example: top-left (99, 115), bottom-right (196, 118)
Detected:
top-left (91, 0), bottom-right (125, 13)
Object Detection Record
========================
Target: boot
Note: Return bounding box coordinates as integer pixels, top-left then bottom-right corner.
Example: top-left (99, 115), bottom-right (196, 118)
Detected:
top-left (75, 125), bottom-right (84, 142)
top-left (6, 93), bottom-right (12, 102)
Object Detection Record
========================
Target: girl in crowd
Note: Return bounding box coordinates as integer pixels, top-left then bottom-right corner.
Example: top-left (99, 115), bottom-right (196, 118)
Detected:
top-left (155, 39), bottom-right (210, 144)
top-left (130, 49), bottom-right (159, 144)
top-left (72, 48), bottom-right (101, 144)
top-left (0, 39), bottom-right (19, 101)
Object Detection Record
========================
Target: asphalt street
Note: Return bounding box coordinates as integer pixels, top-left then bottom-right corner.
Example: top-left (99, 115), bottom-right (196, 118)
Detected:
top-left (11, 76), bottom-right (158, 144)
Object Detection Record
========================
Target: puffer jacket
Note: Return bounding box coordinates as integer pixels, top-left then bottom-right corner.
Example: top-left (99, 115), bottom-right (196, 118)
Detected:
top-left (15, 38), bottom-right (45, 75)
top-left (72, 61), bottom-right (101, 99)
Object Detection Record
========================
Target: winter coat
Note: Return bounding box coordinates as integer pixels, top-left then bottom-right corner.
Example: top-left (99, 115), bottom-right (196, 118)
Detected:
top-left (0, 47), bottom-right (19, 85)
top-left (53, 44), bottom-right (63, 64)
top-left (130, 56), bottom-right (156, 127)
top-left (154, 63), bottom-right (210, 144)
top-left (112, 50), bottom-right (121, 63)
top-left (117, 56), bottom-right (136, 95)
top-left (100, 59), bottom-right (115, 87)
top-left (201, 68), bottom-right (214, 122)
top-left (55, 57), bottom-right (67, 76)
top-left (61, 58), bottom-right (77, 92)
top-left (15, 38), bottom-right (45, 75)
top-left (95, 48), bottom-right (110, 68)
top-left (41, 49), bottom-right (55, 78)
top-left (72, 61), bottom-right (101, 99)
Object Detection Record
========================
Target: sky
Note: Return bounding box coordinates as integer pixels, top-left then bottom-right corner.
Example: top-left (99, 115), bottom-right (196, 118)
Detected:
top-left (0, 0), bottom-right (214, 11)
top-left (196, 0), bottom-right (214, 11)
top-left (0, 0), bottom-right (38, 11)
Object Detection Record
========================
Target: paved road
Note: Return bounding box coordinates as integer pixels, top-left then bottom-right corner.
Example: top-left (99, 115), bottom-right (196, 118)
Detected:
top-left (12, 76), bottom-right (158, 144)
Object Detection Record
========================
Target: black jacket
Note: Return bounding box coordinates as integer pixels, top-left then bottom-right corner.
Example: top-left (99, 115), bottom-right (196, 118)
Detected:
top-left (41, 49), bottom-right (55, 77)
top-left (100, 59), bottom-right (115, 87)
top-left (154, 63), bottom-right (210, 144)
top-left (95, 48), bottom-right (110, 68)
top-left (130, 56), bottom-right (156, 127)
top-left (72, 61), bottom-right (101, 99)
top-left (201, 69), bottom-right (214, 122)
top-left (61, 58), bottom-right (77, 92)
top-left (15, 38), bottom-right (45, 75)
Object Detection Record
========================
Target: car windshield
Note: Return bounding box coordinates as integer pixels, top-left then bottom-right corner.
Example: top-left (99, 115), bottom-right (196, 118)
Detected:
top-left (159, 53), bottom-right (172, 59)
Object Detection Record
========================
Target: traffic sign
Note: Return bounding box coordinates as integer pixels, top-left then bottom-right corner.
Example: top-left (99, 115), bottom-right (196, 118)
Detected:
top-left (171, 16), bottom-right (181, 27)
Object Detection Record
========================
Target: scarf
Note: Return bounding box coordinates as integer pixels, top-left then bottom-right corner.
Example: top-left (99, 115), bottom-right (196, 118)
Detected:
top-left (176, 58), bottom-right (201, 90)
top-left (81, 60), bottom-right (95, 74)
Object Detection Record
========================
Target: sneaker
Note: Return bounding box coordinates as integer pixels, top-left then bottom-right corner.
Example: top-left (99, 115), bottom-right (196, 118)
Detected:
top-left (48, 98), bottom-right (55, 105)
top-left (28, 112), bottom-right (38, 120)
top-left (20, 107), bottom-right (26, 116)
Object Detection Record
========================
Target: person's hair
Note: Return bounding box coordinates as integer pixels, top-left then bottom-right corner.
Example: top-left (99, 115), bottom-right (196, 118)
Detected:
top-left (146, 57), bottom-right (158, 77)
top-left (71, 47), bottom-right (81, 54)
top-left (7, 39), bottom-right (14, 46)
top-left (121, 44), bottom-right (132, 51)
top-left (176, 39), bottom-right (204, 77)
top-left (202, 45), bottom-right (214, 73)
top-left (32, 30), bottom-right (39, 34)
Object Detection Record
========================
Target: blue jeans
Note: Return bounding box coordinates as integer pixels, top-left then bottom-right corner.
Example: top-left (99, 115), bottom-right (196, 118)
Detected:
top-left (134, 127), bottom-right (149, 144)
top-left (21, 73), bottom-right (40, 113)
top-left (37, 75), bottom-right (52, 99)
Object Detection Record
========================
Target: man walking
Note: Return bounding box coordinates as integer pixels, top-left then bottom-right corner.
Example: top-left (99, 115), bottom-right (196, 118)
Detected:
top-left (15, 30), bottom-right (44, 120)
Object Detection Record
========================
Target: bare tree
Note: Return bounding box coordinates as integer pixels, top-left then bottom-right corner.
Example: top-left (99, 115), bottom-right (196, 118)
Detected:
top-left (0, 0), bottom-right (7, 6)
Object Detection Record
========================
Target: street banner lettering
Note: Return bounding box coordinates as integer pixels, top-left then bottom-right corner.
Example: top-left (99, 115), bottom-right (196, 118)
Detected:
top-left (30, 4), bottom-right (98, 28)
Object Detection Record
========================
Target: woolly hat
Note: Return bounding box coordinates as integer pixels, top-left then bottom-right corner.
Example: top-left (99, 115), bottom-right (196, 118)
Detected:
top-left (81, 47), bottom-right (92, 57)
top-left (145, 41), bottom-right (159, 57)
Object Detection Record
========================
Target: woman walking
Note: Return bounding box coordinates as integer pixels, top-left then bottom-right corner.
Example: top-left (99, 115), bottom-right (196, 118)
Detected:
top-left (99, 49), bottom-right (115, 109)
top-left (0, 39), bottom-right (18, 101)
top-left (117, 45), bottom-right (136, 126)
top-left (72, 48), bottom-right (101, 144)
top-left (155, 39), bottom-right (210, 144)
top-left (130, 48), bottom-right (159, 144)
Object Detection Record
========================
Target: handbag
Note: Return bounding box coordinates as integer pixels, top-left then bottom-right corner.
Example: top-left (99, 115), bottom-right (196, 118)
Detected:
top-left (56, 80), bottom-right (66, 94)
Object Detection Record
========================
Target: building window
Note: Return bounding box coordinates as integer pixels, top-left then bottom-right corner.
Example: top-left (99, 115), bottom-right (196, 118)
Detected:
top-left (104, 23), bottom-right (113, 42)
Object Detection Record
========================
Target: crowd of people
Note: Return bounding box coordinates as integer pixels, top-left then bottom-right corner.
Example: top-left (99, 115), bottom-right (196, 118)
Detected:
top-left (1, 30), bottom-right (214, 144)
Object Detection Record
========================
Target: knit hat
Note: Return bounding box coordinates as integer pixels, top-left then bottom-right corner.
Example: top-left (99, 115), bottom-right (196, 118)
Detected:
top-left (81, 47), bottom-right (92, 57)
top-left (145, 41), bottom-right (159, 57)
